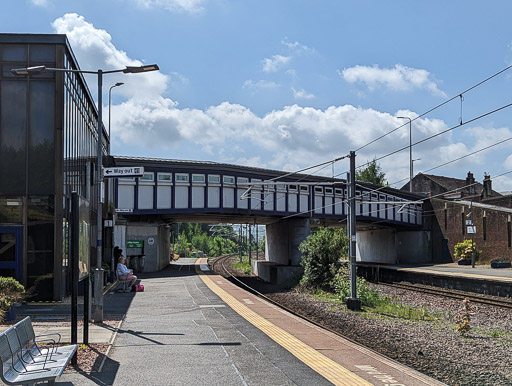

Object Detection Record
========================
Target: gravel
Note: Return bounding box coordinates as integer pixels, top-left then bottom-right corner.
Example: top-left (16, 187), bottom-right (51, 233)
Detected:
top-left (212, 256), bottom-right (512, 386)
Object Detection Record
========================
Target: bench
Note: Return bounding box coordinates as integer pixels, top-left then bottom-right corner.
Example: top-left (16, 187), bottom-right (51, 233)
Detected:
top-left (0, 316), bottom-right (77, 385)
top-left (115, 273), bottom-right (132, 292)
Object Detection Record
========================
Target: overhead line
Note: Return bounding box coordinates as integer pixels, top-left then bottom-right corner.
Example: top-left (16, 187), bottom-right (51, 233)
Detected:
top-left (355, 63), bottom-right (512, 153)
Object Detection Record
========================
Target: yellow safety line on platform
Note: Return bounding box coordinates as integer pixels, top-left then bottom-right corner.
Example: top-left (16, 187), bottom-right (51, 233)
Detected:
top-left (398, 267), bottom-right (512, 282)
top-left (195, 259), bottom-right (370, 386)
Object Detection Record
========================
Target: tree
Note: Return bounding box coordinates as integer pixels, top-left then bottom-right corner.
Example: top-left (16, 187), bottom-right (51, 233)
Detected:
top-left (355, 159), bottom-right (387, 186)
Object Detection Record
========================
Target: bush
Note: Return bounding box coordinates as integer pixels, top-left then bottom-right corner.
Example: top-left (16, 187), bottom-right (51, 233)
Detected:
top-left (331, 263), bottom-right (381, 307)
top-left (454, 239), bottom-right (481, 261)
top-left (0, 277), bottom-right (25, 323)
top-left (298, 227), bottom-right (348, 290)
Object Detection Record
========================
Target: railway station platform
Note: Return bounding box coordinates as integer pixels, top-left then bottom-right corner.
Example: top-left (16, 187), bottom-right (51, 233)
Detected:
top-left (358, 262), bottom-right (512, 297)
top-left (59, 258), bottom-right (442, 386)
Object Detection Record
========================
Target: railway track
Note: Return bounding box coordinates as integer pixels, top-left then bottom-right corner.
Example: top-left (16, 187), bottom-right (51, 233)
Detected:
top-left (379, 281), bottom-right (512, 310)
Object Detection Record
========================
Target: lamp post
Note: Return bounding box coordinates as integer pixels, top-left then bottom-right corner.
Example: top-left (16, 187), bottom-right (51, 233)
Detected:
top-left (397, 116), bottom-right (413, 192)
top-left (108, 82), bottom-right (124, 145)
top-left (12, 64), bottom-right (159, 322)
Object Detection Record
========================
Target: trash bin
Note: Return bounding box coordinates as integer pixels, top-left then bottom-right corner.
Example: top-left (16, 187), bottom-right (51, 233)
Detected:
top-left (139, 255), bottom-right (146, 272)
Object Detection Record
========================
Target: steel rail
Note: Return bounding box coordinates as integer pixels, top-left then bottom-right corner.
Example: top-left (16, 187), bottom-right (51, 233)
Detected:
top-left (379, 282), bottom-right (512, 310)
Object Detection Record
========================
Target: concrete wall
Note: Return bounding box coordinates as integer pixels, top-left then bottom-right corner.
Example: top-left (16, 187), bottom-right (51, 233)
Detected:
top-left (356, 229), bottom-right (397, 264)
top-left (115, 223), bottom-right (170, 272)
top-left (265, 218), bottom-right (310, 266)
top-left (356, 229), bottom-right (432, 264)
top-left (396, 231), bottom-right (431, 264)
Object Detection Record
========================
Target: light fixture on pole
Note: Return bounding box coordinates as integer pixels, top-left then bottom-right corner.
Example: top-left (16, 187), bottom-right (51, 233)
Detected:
top-left (108, 82), bottom-right (124, 143)
top-left (397, 116), bottom-right (413, 193)
top-left (12, 64), bottom-right (159, 322)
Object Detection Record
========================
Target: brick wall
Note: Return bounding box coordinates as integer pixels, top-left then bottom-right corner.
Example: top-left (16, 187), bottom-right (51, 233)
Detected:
top-left (429, 198), bottom-right (512, 262)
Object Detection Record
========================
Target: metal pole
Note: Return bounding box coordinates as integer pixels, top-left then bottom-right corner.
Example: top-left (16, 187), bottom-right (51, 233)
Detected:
top-left (83, 277), bottom-right (89, 345)
top-left (409, 118), bottom-right (413, 193)
top-left (239, 225), bottom-right (242, 263)
top-left (93, 69), bottom-right (104, 323)
top-left (256, 222), bottom-right (259, 260)
top-left (248, 224), bottom-right (252, 265)
top-left (347, 151), bottom-right (361, 310)
top-left (71, 193), bottom-right (79, 366)
top-left (470, 199), bottom-right (476, 268)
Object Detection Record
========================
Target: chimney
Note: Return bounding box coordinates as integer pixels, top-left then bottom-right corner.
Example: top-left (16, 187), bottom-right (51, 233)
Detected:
top-left (466, 171), bottom-right (475, 195)
top-left (483, 174), bottom-right (492, 198)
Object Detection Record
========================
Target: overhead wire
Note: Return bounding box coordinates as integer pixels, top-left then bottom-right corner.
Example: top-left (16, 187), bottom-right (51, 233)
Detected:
top-left (354, 63), bottom-right (512, 153)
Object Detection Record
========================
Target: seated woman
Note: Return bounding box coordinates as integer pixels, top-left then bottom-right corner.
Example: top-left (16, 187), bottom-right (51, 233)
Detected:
top-left (117, 255), bottom-right (137, 289)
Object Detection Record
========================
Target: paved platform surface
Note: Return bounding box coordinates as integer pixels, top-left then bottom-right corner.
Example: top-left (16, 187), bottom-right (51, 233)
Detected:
top-left (55, 259), bottom-right (443, 385)
top-left (386, 263), bottom-right (512, 282)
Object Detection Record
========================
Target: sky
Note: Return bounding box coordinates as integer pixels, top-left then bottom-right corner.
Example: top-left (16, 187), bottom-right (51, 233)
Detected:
top-left (3, 0), bottom-right (512, 191)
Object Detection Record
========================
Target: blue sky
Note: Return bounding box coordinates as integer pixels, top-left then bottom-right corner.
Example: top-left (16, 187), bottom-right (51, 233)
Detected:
top-left (4, 0), bottom-right (512, 190)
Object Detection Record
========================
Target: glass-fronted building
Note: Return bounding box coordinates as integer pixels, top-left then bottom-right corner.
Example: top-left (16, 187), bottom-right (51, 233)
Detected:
top-left (0, 34), bottom-right (109, 300)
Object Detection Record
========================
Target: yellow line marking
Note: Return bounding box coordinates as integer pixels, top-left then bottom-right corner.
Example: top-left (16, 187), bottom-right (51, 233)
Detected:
top-left (195, 259), bottom-right (370, 386)
top-left (398, 267), bottom-right (512, 282)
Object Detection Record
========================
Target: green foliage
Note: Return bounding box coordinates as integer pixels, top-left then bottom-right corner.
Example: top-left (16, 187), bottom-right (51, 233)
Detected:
top-left (331, 264), bottom-right (381, 307)
top-left (234, 255), bottom-right (252, 274)
top-left (0, 277), bottom-right (25, 323)
top-left (355, 159), bottom-right (387, 186)
top-left (298, 227), bottom-right (348, 290)
top-left (172, 223), bottom-right (238, 258)
top-left (454, 239), bottom-right (481, 261)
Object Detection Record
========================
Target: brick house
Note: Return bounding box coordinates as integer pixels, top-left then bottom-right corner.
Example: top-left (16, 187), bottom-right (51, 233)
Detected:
top-left (403, 172), bottom-right (512, 263)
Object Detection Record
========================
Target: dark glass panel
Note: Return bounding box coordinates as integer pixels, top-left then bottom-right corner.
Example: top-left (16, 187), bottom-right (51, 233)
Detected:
top-left (0, 232), bottom-right (16, 262)
top-left (0, 81), bottom-right (27, 194)
top-left (1, 44), bottom-right (27, 61)
top-left (27, 195), bottom-right (54, 222)
top-left (28, 81), bottom-right (55, 194)
top-left (27, 196), bottom-right (54, 301)
top-left (29, 44), bottom-right (56, 63)
top-left (0, 197), bottom-right (23, 223)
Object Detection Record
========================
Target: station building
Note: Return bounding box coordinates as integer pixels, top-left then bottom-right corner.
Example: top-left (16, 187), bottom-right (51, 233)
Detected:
top-left (0, 34), bottom-right (109, 300)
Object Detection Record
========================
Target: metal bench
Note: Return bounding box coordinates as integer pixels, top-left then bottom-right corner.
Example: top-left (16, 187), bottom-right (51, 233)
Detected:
top-left (115, 273), bottom-right (132, 293)
top-left (0, 316), bottom-right (77, 385)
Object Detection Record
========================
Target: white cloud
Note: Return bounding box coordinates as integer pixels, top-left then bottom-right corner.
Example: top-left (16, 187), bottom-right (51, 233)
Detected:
top-left (243, 80), bottom-right (280, 89)
top-left (52, 13), bottom-right (169, 99)
top-left (262, 55), bottom-right (291, 73)
top-left (292, 88), bottom-right (314, 100)
top-left (341, 64), bottom-right (447, 97)
top-left (281, 39), bottom-right (314, 54)
top-left (30, 0), bottom-right (49, 6)
top-left (132, 0), bottom-right (206, 13)
top-left (55, 14), bottom-right (507, 187)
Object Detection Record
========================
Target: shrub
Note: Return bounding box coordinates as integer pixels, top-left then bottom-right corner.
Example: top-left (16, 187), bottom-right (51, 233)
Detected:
top-left (331, 263), bottom-right (381, 307)
top-left (455, 298), bottom-right (475, 335)
top-left (0, 277), bottom-right (25, 323)
top-left (454, 239), bottom-right (481, 261)
top-left (298, 227), bottom-right (348, 290)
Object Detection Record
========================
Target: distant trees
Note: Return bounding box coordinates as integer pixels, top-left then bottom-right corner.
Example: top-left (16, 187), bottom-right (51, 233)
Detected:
top-left (355, 159), bottom-right (387, 186)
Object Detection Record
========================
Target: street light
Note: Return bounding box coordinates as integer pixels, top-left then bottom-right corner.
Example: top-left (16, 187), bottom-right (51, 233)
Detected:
top-left (397, 116), bottom-right (413, 193)
top-left (12, 64), bottom-right (159, 322)
top-left (109, 82), bottom-right (124, 142)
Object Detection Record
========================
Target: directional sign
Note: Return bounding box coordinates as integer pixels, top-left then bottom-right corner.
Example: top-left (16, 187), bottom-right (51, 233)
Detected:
top-left (467, 226), bottom-right (476, 234)
top-left (103, 166), bottom-right (144, 178)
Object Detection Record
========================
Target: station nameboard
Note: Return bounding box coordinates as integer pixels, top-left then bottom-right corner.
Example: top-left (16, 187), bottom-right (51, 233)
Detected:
top-left (103, 166), bottom-right (144, 178)
top-left (127, 240), bottom-right (144, 248)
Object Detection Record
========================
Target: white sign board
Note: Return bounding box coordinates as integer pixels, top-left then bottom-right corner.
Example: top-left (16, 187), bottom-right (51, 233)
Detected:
top-left (103, 166), bottom-right (144, 178)
top-left (467, 226), bottom-right (476, 234)
top-left (116, 208), bottom-right (133, 213)
top-left (465, 220), bottom-right (473, 226)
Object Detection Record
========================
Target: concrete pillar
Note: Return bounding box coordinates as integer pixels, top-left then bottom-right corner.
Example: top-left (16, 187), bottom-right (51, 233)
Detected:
top-left (265, 218), bottom-right (310, 266)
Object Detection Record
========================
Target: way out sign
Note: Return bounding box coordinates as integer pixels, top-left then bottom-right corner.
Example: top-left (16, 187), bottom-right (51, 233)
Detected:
top-left (103, 166), bottom-right (144, 178)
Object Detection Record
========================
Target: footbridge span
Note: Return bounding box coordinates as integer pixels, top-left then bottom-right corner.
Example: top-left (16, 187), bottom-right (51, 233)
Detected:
top-left (111, 156), bottom-right (428, 284)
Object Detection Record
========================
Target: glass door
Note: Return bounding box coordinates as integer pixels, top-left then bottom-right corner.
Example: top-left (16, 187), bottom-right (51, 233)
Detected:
top-left (0, 226), bottom-right (23, 282)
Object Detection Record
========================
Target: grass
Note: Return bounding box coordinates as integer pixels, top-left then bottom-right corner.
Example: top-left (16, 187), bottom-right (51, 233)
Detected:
top-left (233, 255), bottom-right (252, 275)
top-left (312, 287), bottom-right (438, 321)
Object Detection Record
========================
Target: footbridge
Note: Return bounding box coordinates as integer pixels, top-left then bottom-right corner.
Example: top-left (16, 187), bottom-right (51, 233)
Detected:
top-left (111, 156), bottom-right (428, 283)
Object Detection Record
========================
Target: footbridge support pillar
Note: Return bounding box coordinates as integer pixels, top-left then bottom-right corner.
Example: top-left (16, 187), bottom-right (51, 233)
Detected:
top-left (252, 218), bottom-right (310, 286)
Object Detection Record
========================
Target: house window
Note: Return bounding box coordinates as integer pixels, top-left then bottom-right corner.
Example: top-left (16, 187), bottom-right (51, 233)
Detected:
top-left (237, 177), bottom-right (249, 184)
top-left (140, 172), bottom-right (154, 181)
top-left (192, 174), bottom-right (205, 183)
top-left (208, 175), bottom-right (220, 183)
top-left (325, 188), bottom-right (333, 194)
top-left (289, 184), bottom-right (298, 191)
top-left (314, 187), bottom-right (323, 193)
top-left (158, 173), bottom-right (172, 182)
top-left (223, 176), bottom-right (235, 184)
top-left (176, 173), bottom-right (189, 182)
